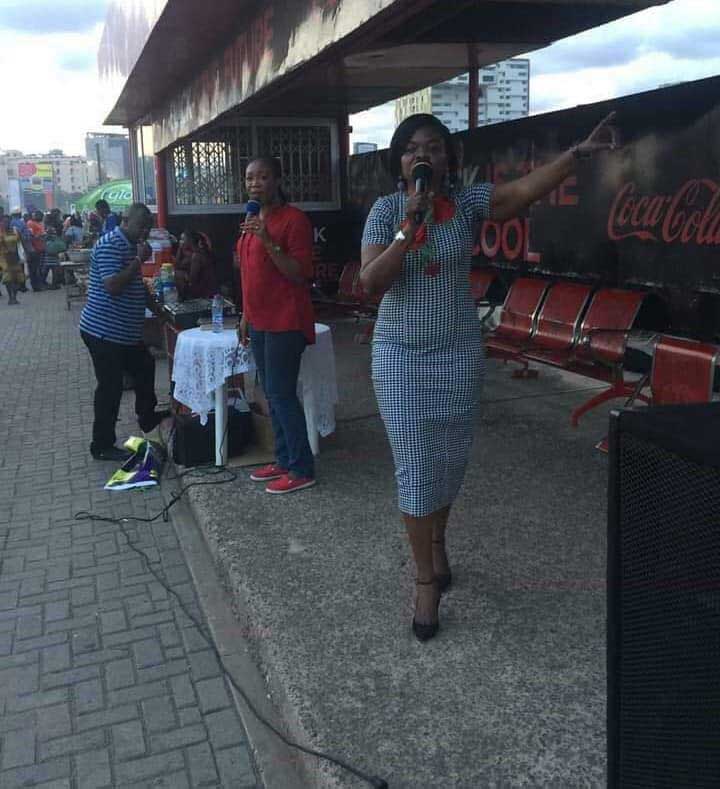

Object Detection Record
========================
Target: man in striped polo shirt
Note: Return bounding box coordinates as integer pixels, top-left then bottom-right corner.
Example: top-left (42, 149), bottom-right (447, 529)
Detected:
top-left (80, 203), bottom-right (168, 461)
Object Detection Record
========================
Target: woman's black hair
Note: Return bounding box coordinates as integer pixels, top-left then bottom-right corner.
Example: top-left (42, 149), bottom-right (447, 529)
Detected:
top-left (389, 113), bottom-right (458, 188)
top-left (246, 156), bottom-right (288, 204)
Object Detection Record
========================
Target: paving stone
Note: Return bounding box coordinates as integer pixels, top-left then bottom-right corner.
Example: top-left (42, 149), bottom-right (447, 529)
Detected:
top-left (141, 695), bottom-right (177, 733)
top-left (106, 658), bottom-right (135, 690)
top-left (204, 709), bottom-right (245, 750)
top-left (114, 750), bottom-right (185, 783)
top-left (0, 756), bottom-right (70, 788)
top-left (187, 741), bottom-right (219, 786)
top-left (76, 703), bottom-right (138, 733)
top-left (75, 679), bottom-right (104, 714)
top-left (74, 748), bottom-right (111, 789)
top-left (196, 677), bottom-right (231, 714)
top-left (187, 650), bottom-right (222, 681)
top-left (132, 638), bottom-right (164, 670)
top-left (43, 643), bottom-right (71, 674)
top-left (99, 609), bottom-right (127, 635)
top-left (178, 706), bottom-right (202, 727)
top-left (37, 703), bottom-right (73, 741)
top-left (112, 719), bottom-right (146, 760)
top-left (149, 724), bottom-right (207, 754)
top-left (2, 728), bottom-right (36, 769)
top-left (214, 745), bottom-right (257, 788)
top-left (169, 675), bottom-right (196, 708)
top-left (39, 729), bottom-right (105, 761)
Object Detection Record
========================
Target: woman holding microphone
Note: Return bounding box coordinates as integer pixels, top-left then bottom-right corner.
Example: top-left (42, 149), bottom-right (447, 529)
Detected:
top-left (360, 112), bottom-right (618, 641)
top-left (236, 157), bottom-right (317, 495)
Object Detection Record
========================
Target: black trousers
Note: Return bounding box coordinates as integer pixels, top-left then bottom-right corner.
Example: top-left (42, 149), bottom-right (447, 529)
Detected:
top-left (81, 331), bottom-right (158, 453)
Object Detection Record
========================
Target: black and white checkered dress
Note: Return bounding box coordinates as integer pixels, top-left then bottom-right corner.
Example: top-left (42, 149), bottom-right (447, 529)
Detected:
top-left (362, 184), bottom-right (494, 516)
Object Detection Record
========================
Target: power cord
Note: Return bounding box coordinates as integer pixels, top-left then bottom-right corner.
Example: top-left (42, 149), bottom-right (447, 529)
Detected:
top-left (79, 337), bottom-right (390, 789)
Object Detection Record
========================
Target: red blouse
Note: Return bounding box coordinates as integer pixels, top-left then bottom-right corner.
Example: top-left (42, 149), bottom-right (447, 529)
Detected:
top-left (236, 204), bottom-right (316, 344)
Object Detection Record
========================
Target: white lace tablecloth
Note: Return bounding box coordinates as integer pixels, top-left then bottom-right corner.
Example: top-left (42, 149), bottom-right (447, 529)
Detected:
top-left (171, 323), bottom-right (338, 439)
top-left (171, 328), bottom-right (254, 424)
top-left (300, 324), bottom-right (339, 439)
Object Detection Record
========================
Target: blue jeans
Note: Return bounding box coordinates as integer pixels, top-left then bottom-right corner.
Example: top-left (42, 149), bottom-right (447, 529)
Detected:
top-left (249, 327), bottom-right (314, 479)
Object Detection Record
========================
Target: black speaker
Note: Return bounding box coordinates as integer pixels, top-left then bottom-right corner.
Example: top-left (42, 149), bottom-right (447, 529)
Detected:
top-left (607, 403), bottom-right (720, 788)
top-left (172, 408), bottom-right (253, 467)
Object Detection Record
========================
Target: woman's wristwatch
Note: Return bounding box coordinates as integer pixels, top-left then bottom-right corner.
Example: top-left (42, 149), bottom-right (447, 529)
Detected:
top-left (265, 241), bottom-right (282, 255)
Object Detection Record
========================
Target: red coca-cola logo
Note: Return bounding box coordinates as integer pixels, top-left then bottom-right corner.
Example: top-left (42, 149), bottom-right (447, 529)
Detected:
top-left (608, 179), bottom-right (720, 245)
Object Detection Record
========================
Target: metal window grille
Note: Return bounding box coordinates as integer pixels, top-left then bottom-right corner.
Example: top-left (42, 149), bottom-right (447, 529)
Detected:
top-left (256, 125), bottom-right (332, 204)
top-left (171, 127), bottom-right (250, 206)
top-left (168, 121), bottom-right (336, 211)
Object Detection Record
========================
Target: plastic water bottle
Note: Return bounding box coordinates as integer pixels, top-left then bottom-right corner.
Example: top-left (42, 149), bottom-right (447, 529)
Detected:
top-left (163, 283), bottom-right (178, 306)
top-left (211, 294), bottom-right (224, 333)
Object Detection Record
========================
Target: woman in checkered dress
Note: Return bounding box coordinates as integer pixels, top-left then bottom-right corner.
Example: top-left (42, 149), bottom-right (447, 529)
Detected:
top-left (360, 113), bottom-right (619, 641)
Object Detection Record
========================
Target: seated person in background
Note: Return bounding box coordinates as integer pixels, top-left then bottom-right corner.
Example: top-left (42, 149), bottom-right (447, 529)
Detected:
top-left (174, 230), bottom-right (218, 300)
top-left (64, 212), bottom-right (84, 247)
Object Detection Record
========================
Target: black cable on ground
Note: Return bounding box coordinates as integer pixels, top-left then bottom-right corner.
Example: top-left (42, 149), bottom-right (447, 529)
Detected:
top-left (77, 340), bottom-right (389, 788)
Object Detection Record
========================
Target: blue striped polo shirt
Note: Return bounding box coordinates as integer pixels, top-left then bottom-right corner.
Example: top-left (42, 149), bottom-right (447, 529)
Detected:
top-left (79, 227), bottom-right (146, 345)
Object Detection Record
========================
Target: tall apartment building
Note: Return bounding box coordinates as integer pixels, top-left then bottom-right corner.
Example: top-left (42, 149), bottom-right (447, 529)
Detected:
top-left (395, 59), bottom-right (530, 134)
top-left (0, 152), bottom-right (90, 213)
top-left (85, 132), bottom-right (131, 186)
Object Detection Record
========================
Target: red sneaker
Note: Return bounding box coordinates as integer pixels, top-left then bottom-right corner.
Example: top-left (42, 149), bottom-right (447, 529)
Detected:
top-left (250, 463), bottom-right (288, 482)
top-left (265, 475), bottom-right (316, 495)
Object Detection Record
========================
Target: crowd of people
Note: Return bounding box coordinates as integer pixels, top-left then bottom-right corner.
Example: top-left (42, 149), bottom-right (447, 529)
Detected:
top-left (0, 198), bottom-right (139, 305)
top-left (0, 206), bottom-right (89, 302)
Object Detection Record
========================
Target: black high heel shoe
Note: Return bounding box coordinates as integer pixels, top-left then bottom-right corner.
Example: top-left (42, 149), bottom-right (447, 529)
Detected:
top-left (433, 540), bottom-right (452, 594)
top-left (412, 578), bottom-right (440, 642)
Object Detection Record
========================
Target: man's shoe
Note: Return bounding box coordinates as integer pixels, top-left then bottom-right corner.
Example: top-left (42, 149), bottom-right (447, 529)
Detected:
top-left (265, 475), bottom-right (316, 494)
top-left (250, 463), bottom-right (288, 482)
top-left (91, 446), bottom-right (133, 462)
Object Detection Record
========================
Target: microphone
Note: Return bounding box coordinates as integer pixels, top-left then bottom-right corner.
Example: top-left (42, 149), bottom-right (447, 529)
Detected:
top-left (242, 199), bottom-right (261, 235)
top-left (411, 158), bottom-right (433, 226)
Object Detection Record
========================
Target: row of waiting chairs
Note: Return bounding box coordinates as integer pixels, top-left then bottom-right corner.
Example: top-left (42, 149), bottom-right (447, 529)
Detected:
top-left (316, 265), bottom-right (718, 433)
top-left (480, 276), bottom-right (649, 426)
top-left (474, 270), bottom-right (719, 441)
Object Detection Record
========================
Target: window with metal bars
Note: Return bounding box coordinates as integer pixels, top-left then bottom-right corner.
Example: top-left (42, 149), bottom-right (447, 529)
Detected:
top-left (168, 121), bottom-right (337, 212)
top-left (171, 127), bottom-right (249, 207)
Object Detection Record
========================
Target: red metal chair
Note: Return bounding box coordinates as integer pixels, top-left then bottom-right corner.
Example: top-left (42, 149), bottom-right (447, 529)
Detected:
top-left (568, 288), bottom-right (649, 426)
top-left (485, 277), bottom-right (551, 378)
top-left (596, 335), bottom-right (718, 453)
top-left (523, 281), bottom-right (593, 366)
top-left (649, 335), bottom-right (718, 405)
top-left (312, 261), bottom-right (362, 319)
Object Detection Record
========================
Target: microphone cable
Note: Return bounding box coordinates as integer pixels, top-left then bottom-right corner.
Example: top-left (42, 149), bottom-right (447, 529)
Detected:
top-left (75, 334), bottom-right (390, 789)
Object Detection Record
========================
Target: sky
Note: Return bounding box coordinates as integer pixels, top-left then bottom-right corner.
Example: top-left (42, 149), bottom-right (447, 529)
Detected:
top-left (0, 0), bottom-right (718, 156)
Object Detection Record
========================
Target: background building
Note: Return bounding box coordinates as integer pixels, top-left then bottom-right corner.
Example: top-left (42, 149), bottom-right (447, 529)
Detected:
top-left (352, 142), bottom-right (378, 154)
top-left (396, 58), bottom-right (530, 133)
top-left (85, 132), bottom-right (131, 187)
top-left (0, 151), bottom-right (90, 213)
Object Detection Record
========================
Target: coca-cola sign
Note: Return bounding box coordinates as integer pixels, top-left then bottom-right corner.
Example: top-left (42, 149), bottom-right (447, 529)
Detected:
top-left (608, 180), bottom-right (720, 245)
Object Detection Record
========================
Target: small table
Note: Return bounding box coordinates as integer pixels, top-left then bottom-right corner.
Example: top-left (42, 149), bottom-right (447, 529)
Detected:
top-left (171, 323), bottom-right (338, 466)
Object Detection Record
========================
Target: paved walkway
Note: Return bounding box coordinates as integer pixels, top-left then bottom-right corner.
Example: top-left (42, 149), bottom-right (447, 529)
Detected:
top-left (0, 290), bottom-right (258, 788)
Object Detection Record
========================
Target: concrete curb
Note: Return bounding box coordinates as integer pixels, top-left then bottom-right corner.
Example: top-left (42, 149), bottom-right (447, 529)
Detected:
top-left (165, 482), bottom-right (311, 788)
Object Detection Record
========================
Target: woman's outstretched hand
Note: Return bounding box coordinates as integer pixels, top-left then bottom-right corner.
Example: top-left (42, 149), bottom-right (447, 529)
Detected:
top-left (575, 111), bottom-right (621, 157)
